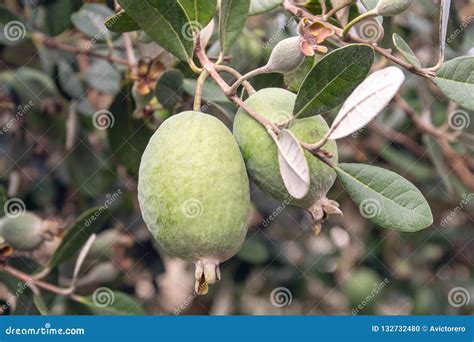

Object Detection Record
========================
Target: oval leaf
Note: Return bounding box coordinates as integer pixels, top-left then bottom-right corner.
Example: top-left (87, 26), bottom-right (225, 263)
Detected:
top-left (438, 0), bottom-right (451, 63)
top-left (294, 44), bottom-right (374, 118)
top-left (178, 0), bottom-right (217, 27)
top-left (249, 0), bottom-right (283, 15)
top-left (219, 0), bottom-right (250, 54)
top-left (118, 0), bottom-right (194, 62)
top-left (433, 56), bottom-right (474, 111)
top-left (336, 163), bottom-right (433, 232)
top-left (329, 66), bottom-right (405, 140)
top-left (45, 207), bottom-right (110, 271)
top-left (392, 33), bottom-right (421, 69)
top-left (77, 292), bottom-right (145, 315)
top-left (104, 10), bottom-right (140, 33)
top-left (272, 129), bottom-right (310, 199)
top-left (71, 4), bottom-right (115, 41)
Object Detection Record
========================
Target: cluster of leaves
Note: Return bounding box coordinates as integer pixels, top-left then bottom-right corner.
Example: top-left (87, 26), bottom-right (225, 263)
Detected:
top-left (0, 0), bottom-right (472, 315)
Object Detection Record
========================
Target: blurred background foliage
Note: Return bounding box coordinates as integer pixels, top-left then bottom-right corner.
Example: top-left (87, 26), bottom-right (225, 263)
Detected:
top-left (0, 0), bottom-right (472, 315)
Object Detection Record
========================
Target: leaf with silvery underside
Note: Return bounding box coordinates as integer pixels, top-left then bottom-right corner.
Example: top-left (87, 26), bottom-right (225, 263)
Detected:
top-left (178, 0), bottom-right (217, 27)
top-left (249, 0), bottom-right (282, 16)
top-left (294, 44), bottom-right (374, 118)
top-left (328, 66), bottom-right (405, 140)
top-left (219, 0), bottom-right (250, 54)
top-left (71, 4), bottom-right (115, 41)
top-left (392, 33), bottom-right (421, 69)
top-left (433, 56), bottom-right (474, 111)
top-left (104, 10), bottom-right (140, 33)
top-left (336, 163), bottom-right (433, 232)
top-left (272, 129), bottom-right (310, 199)
top-left (438, 0), bottom-right (451, 65)
top-left (118, 0), bottom-right (193, 62)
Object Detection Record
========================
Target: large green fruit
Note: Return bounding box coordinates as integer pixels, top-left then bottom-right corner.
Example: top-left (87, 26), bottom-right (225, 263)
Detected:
top-left (2, 212), bottom-right (44, 251)
top-left (138, 111), bottom-right (250, 293)
top-left (233, 88), bottom-right (339, 231)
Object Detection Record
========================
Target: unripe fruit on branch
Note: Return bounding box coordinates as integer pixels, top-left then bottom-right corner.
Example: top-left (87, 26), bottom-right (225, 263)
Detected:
top-left (2, 212), bottom-right (44, 251)
top-left (375, 0), bottom-right (413, 16)
top-left (138, 111), bottom-right (250, 294)
top-left (228, 37), bottom-right (305, 94)
top-left (233, 88), bottom-right (340, 233)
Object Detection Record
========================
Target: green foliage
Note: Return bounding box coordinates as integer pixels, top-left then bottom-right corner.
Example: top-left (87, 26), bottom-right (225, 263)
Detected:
top-left (392, 33), bottom-right (421, 69)
top-left (219, 0), bottom-right (251, 54)
top-left (178, 0), bottom-right (217, 27)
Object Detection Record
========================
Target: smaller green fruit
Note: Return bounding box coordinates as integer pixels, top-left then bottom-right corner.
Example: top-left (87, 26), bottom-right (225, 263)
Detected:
top-left (2, 212), bottom-right (44, 251)
top-left (265, 36), bottom-right (306, 73)
top-left (375, 0), bottom-right (413, 16)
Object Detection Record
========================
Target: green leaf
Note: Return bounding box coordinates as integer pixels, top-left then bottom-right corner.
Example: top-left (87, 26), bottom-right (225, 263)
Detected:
top-left (433, 56), bottom-right (474, 111)
top-left (219, 0), bottom-right (250, 55)
top-left (33, 294), bottom-right (49, 315)
top-left (294, 44), bottom-right (374, 118)
top-left (249, 0), bottom-right (282, 15)
top-left (155, 69), bottom-right (184, 110)
top-left (77, 291), bottom-right (145, 315)
top-left (336, 163), bottom-right (433, 232)
top-left (237, 236), bottom-right (270, 264)
top-left (85, 60), bottom-right (121, 95)
top-left (109, 85), bottom-right (154, 175)
top-left (118, 0), bottom-right (194, 62)
top-left (44, 0), bottom-right (81, 36)
top-left (104, 10), bottom-right (141, 33)
top-left (46, 207), bottom-right (110, 271)
top-left (392, 33), bottom-right (421, 69)
top-left (178, 0), bottom-right (217, 27)
top-left (183, 78), bottom-right (229, 104)
top-left (71, 4), bottom-right (115, 41)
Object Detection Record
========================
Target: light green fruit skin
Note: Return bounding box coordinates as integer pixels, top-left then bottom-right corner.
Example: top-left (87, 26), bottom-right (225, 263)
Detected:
top-left (233, 88), bottom-right (338, 208)
top-left (344, 268), bottom-right (382, 310)
top-left (2, 212), bottom-right (44, 251)
top-left (138, 111), bottom-right (250, 262)
top-left (376, 0), bottom-right (413, 16)
top-left (267, 37), bottom-right (305, 73)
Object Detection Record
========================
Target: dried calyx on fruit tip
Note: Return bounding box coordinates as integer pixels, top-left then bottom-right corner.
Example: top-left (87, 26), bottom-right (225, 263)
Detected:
top-left (233, 88), bottom-right (342, 235)
top-left (138, 111), bottom-right (250, 295)
top-left (375, 0), bottom-right (413, 16)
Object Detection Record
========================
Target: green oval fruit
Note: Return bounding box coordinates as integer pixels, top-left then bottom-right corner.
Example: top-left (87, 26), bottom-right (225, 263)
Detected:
top-left (376, 0), bottom-right (413, 16)
top-left (266, 37), bottom-right (305, 73)
top-left (233, 88), bottom-right (339, 232)
top-left (138, 111), bottom-right (250, 292)
top-left (2, 212), bottom-right (44, 251)
top-left (344, 268), bottom-right (383, 313)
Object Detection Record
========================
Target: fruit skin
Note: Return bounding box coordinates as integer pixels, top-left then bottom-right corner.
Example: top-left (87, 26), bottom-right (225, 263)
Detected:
top-left (376, 0), bottom-right (413, 16)
top-left (266, 37), bottom-right (305, 73)
top-left (233, 88), bottom-right (338, 209)
top-left (138, 111), bottom-right (250, 289)
top-left (2, 212), bottom-right (44, 251)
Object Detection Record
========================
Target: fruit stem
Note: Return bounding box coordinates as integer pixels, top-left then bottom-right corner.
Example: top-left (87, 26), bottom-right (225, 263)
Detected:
top-left (193, 70), bottom-right (209, 111)
top-left (342, 10), bottom-right (378, 38)
top-left (227, 66), bottom-right (268, 95)
top-left (194, 259), bottom-right (221, 295)
top-left (214, 65), bottom-right (256, 95)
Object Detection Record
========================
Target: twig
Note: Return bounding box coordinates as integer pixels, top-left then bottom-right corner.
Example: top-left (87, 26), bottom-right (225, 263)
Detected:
top-left (214, 65), bottom-right (256, 95)
top-left (194, 70), bottom-right (209, 111)
top-left (323, 0), bottom-right (354, 21)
